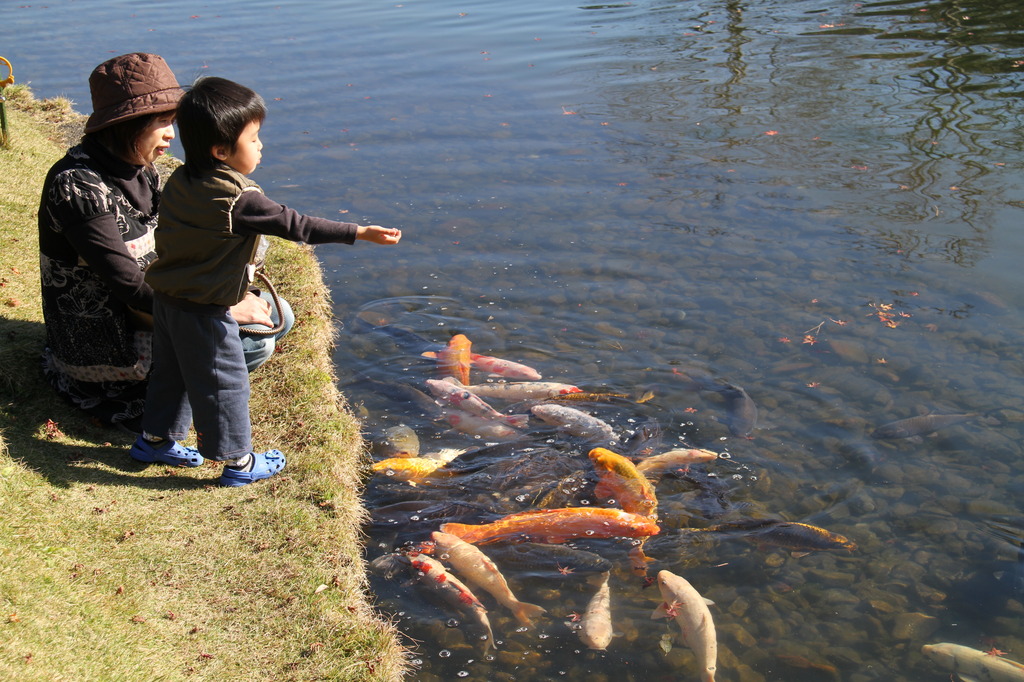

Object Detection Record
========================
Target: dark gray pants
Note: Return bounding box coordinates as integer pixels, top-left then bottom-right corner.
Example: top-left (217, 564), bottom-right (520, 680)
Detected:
top-left (142, 298), bottom-right (252, 461)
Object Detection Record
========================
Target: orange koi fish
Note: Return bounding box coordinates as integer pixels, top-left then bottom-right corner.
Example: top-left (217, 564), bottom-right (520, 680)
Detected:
top-left (588, 447), bottom-right (658, 520)
top-left (469, 353), bottom-right (542, 380)
top-left (440, 507), bottom-right (660, 545)
top-left (421, 333), bottom-right (472, 385)
top-left (371, 456), bottom-right (446, 485)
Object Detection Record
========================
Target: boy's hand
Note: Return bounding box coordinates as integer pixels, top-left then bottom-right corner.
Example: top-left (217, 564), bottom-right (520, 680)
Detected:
top-left (230, 292), bottom-right (274, 327)
top-left (356, 225), bottom-right (402, 245)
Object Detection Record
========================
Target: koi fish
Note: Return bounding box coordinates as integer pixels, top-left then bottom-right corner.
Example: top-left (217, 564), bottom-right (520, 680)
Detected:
top-left (622, 418), bottom-right (663, 456)
top-left (440, 507), bottom-right (660, 545)
top-left (718, 383), bottom-right (757, 438)
top-left (627, 540), bottom-right (656, 577)
top-left (371, 456), bottom-right (446, 485)
top-left (691, 519), bottom-right (857, 552)
top-left (922, 642), bottom-right (1024, 681)
top-left (670, 366), bottom-right (721, 392)
top-left (578, 571), bottom-right (613, 650)
top-left (479, 542), bottom-right (613, 576)
top-left (469, 353), bottom-right (542, 380)
top-left (421, 333), bottom-right (472, 385)
top-left (425, 379), bottom-right (528, 428)
top-left (372, 424), bottom-right (420, 458)
top-left (588, 447), bottom-right (658, 520)
top-left (349, 316), bottom-right (442, 355)
top-left (431, 531), bottom-right (547, 626)
top-left (530, 403), bottom-right (618, 443)
top-left (441, 377), bottom-right (582, 400)
top-left (371, 551), bottom-right (495, 652)
top-left (357, 378), bottom-right (445, 420)
top-left (634, 448), bottom-right (720, 477)
top-left (652, 570), bottom-right (717, 682)
top-left (369, 500), bottom-right (496, 531)
top-left (871, 412), bottom-right (977, 439)
top-left (444, 409), bottom-right (522, 440)
top-left (546, 391), bottom-right (631, 403)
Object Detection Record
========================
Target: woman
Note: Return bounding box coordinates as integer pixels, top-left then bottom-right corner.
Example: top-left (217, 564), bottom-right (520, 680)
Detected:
top-left (38, 53), bottom-right (292, 433)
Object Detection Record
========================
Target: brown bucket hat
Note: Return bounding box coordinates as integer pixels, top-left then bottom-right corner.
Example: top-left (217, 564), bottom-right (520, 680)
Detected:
top-left (84, 53), bottom-right (183, 134)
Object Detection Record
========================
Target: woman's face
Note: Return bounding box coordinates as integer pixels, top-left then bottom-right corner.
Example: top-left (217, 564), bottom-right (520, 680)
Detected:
top-left (133, 113), bottom-right (176, 165)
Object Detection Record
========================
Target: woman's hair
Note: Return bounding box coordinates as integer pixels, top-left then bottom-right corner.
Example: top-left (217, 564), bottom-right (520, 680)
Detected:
top-left (177, 76), bottom-right (266, 175)
top-left (87, 112), bottom-right (166, 165)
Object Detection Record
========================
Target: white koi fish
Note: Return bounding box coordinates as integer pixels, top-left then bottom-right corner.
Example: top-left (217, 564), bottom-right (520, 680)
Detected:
top-left (441, 376), bottom-right (582, 401)
top-left (426, 379), bottom-right (528, 428)
top-left (922, 642), bottom-right (1024, 682)
top-left (577, 571), bottom-right (613, 650)
top-left (635, 448), bottom-right (720, 476)
top-left (444, 409), bottom-right (522, 440)
top-left (652, 570), bottom-right (717, 682)
top-left (431, 531), bottom-right (546, 626)
top-left (530, 403), bottom-right (618, 443)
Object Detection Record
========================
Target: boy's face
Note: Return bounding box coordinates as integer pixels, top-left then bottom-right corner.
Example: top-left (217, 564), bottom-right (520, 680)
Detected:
top-left (213, 120), bottom-right (262, 175)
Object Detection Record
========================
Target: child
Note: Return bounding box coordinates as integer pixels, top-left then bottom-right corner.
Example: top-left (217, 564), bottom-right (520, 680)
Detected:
top-left (131, 76), bottom-right (401, 486)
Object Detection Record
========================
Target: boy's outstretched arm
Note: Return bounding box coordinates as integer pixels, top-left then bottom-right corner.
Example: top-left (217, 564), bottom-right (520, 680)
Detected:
top-left (356, 225), bottom-right (402, 245)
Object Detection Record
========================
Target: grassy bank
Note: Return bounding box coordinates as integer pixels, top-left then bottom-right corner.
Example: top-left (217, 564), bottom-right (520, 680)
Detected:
top-left (0, 89), bottom-right (407, 681)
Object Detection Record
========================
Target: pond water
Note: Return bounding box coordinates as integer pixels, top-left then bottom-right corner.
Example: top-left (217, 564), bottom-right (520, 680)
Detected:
top-left (8, 1), bottom-right (1024, 680)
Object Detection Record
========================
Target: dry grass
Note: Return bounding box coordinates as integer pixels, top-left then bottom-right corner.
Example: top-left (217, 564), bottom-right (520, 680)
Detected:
top-left (0, 90), bottom-right (408, 681)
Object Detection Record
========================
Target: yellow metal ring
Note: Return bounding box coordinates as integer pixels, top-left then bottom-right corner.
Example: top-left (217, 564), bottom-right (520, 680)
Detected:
top-left (0, 56), bottom-right (14, 88)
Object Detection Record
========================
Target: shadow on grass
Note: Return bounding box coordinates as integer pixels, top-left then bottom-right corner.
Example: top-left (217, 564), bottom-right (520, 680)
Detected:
top-left (0, 315), bottom-right (216, 491)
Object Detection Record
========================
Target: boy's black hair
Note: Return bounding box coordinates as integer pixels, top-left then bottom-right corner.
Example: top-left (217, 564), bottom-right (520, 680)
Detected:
top-left (177, 76), bottom-right (266, 176)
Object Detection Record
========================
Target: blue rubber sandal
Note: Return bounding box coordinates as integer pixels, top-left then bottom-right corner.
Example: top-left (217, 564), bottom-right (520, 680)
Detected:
top-left (220, 449), bottom-right (286, 487)
top-left (130, 436), bottom-right (204, 467)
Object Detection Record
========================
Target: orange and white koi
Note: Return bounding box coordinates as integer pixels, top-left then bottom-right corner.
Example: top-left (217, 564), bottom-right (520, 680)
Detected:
top-left (440, 507), bottom-right (660, 545)
top-left (426, 379), bottom-right (528, 428)
top-left (421, 333), bottom-right (472, 385)
top-left (431, 531), bottom-right (547, 626)
top-left (469, 353), bottom-right (542, 380)
top-left (377, 551), bottom-right (495, 652)
top-left (441, 377), bottom-right (582, 400)
top-left (588, 447), bottom-right (658, 520)
top-left (444, 408), bottom-right (522, 440)
top-left (652, 570), bottom-right (717, 682)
